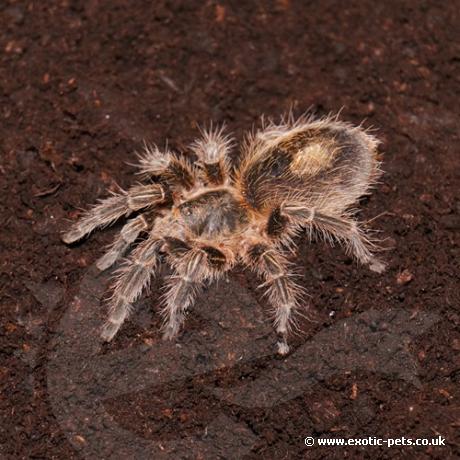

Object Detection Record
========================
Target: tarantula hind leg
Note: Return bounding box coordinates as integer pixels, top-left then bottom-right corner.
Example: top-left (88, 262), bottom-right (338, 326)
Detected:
top-left (312, 212), bottom-right (386, 273)
top-left (62, 183), bottom-right (165, 244)
top-left (101, 236), bottom-right (161, 342)
top-left (96, 214), bottom-right (149, 271)
top-left (281, 204), bottom-right (386, 274)
top-left (244, 243), bottom-right (304, 355)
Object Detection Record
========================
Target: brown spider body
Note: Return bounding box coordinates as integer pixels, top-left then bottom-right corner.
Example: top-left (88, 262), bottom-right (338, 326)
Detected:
top-left (62, 114), bottom-right (386, 354)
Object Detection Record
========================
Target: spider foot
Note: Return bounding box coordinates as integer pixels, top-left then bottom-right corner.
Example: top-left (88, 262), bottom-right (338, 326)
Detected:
top-left (101, 320), bottom-right (121, 342)
top-left (369, 258), bottom-right (386, 274)
top-left (276, 333), bottom-right (290, 355)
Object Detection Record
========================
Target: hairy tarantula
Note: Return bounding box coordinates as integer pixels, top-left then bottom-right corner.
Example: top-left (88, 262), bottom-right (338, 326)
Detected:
top-left (62, 113), bottom-right (386, 354)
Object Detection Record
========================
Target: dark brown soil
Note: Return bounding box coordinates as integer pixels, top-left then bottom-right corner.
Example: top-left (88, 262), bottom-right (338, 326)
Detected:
top-left (1, 1), bottom-right (459, 459)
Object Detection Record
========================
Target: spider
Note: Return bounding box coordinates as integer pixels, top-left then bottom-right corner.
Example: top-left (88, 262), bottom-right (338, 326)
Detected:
top-left (62, 113), bottom-right (386, 354)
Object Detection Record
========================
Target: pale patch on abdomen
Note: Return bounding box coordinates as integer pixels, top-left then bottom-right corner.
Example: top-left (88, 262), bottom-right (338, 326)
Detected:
top-left (289, 140), bottom-right (338, 178)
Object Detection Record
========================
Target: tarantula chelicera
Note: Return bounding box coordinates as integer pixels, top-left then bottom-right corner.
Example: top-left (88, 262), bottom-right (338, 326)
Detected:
top-left (62, 113), bottom-right (386, 354)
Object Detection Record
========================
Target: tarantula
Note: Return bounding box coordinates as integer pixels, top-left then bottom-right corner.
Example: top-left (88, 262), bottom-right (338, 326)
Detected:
top-left (62, 113), bottom-right (386, 354)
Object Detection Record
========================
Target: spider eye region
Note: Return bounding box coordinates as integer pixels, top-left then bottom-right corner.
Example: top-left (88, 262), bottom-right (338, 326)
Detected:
top-left (179, 203), bottom-right (193, 216)
top-left (177, 190), bottom-right (247, 237)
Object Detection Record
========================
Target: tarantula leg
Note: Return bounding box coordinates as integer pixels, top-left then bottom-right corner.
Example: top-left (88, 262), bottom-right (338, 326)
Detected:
top-left (277, 204), bottom-right (386, 273)
top-left (162, 237), bottom-right (231, 273)
top-left (244, 243), bottom-right (303, 355)
top-left (265, 203), bottom-right (312, 248)
top-left (161, 247), bottom-right (209, 340)
top-left (138, 144), bottom-right (197, 190)
top-left (161, 238), bottom-right (233, 340)
top-left (101, 237), bottom-right (161, 342)
top-left (62, 183), bottom-right (165, 244)
top-left (266, 205), bottom-right (289, 237)
top-left (312, 212), bottom-right (386, 273)
top-left (191, 125), bottom-right (233, 185)
top-left (96, 214), bottom-right (149, 271)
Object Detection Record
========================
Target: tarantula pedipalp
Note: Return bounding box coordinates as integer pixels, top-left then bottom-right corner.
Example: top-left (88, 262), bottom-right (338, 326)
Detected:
top-left (62, 114), bottom-right (386, 354)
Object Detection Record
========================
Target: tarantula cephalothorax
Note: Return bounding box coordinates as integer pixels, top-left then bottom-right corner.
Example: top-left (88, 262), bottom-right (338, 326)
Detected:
top-left (62, 113), bottom-right (386, 354)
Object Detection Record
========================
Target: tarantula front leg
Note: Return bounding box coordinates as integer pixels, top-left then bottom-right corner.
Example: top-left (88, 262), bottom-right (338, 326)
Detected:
top-left (191, 125), bottom-right (234, 185)
top-left (161, 238), bottom-right (232, 340)
top-left (137, 144), bottom-right (197, 190)
top-left (101, 235), bottom-right (162, 341)
top-left (243, 242), bottom-right (304, 355)
top-left (273, 204), bottom-right (386, 273)
top-left (62, 183), bottom-right (165, 244)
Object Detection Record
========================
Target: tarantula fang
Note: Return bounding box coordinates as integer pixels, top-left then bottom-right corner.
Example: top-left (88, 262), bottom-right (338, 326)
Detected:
top-left (62, 114), bottom-right (386, 355)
